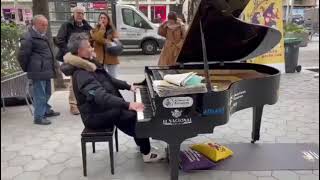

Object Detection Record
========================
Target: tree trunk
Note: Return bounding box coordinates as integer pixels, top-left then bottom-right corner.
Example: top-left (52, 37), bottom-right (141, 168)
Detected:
top-left (135, 0), bottom-right (139, 8)
top-left (32, 0), bottom-right (66, 89)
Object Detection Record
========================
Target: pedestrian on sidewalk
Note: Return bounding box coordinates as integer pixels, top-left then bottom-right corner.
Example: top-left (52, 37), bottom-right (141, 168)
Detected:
top-left (158, 11), bottom-right (186, 66)
top-left (60, 33), bottom-right (165, 162)
top-left (54, 6), bottom-right (92, 115)
top-left (90, 12), bottom-right (121, 78)
top-left (17, 15), bottom-right (60, 125)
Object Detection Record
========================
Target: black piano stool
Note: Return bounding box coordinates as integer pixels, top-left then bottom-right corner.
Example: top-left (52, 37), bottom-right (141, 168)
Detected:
top-left (81, 127), bottom-right (119, 176)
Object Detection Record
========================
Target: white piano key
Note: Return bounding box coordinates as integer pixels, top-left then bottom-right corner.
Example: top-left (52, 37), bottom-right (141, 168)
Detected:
top-left (135, 88), bottom-right (145, 121)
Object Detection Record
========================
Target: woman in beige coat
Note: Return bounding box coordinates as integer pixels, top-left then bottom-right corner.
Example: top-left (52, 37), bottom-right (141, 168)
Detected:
top-left (158, 12), bottom-right (186, 66)
top-left (91, 12), bottom-right (120, 77)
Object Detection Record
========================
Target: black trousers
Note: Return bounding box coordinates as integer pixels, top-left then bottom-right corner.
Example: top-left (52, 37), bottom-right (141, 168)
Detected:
top-left (83, 109), bottom-right (151, 155)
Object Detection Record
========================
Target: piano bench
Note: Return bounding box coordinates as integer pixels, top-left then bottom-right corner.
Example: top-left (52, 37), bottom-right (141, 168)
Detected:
top-left (81, 127), bottom-right (119, 176)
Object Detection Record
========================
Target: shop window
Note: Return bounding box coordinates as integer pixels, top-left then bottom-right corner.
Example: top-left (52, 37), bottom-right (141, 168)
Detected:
top-left (18, 9), bottom-right (23, 21)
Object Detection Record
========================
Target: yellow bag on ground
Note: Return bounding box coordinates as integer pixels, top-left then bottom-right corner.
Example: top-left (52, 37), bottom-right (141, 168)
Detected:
top-left (191, 142), bottom-right (233, 162)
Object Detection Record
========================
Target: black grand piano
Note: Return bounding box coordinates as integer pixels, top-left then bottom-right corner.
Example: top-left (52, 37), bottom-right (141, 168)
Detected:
top-left (134, 0), bottom-right (282, 179)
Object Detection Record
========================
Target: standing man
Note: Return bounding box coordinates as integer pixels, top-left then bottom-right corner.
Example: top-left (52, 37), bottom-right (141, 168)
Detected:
top-left (18, 15), bottom-right (60, 125)
top-left (55, 6), bottom-right (92, 115)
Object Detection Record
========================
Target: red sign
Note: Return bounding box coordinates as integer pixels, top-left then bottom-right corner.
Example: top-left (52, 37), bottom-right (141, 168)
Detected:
top-left (93, 2), bottom-right (107, 10)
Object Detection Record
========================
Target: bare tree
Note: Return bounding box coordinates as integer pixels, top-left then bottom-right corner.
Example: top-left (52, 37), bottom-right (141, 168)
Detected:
top-left (32, 0), bottom-right (66, 89)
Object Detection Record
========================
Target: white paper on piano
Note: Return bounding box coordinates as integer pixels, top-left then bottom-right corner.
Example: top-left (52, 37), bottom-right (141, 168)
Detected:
top-left (163, 72), bottom-right (196, 86)
top-left (152, 80), bottom-right (207, 97)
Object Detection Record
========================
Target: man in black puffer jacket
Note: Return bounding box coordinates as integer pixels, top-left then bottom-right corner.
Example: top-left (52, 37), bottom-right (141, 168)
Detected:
top-left (60, 33), bottom-right (165, 163)
top-left (55, 6), bottom-right (92, 115)
top-left (18, 15), bottom-right (60, 125)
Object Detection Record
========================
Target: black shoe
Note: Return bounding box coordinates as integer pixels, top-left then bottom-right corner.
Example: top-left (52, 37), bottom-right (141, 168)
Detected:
top-left (45, 110), bottom-right (60, 117)
top-left (34, 118), bottom-right (51, 125)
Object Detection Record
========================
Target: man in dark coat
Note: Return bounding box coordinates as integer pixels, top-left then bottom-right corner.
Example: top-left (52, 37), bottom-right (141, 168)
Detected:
top-left (55, 6), bottom-right (92, 115)
top-left (60, 32), bottom-right (165, 162)
top-left (18, 15), bottom-right (60, 125)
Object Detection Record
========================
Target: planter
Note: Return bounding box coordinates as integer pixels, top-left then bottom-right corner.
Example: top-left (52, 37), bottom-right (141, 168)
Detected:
top-left (285, 32), bottom-right (309, 47)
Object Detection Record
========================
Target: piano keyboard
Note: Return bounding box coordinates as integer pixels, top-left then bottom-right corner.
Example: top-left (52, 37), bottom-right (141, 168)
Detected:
top-left (135, 86), bottom-right (153, 122)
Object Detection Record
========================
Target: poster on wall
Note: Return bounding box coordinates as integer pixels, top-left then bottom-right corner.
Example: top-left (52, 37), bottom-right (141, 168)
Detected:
top-left (242, 0), bottom-right (285, 73)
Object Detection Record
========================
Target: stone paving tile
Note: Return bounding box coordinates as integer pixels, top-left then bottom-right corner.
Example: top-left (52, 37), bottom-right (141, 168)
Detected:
top-left (8, 155), bottom-right (32, 167)
top-left (13, 171), bottom-right (41, 180)
top-left (58, 167), bottom-right (86, 180)
top-left (64, 157), bottom-right (82, 168)
top-left (40, 176), bottom-right (59, 180)
top-left (272, 171), bottom-right (299, 180)
top-left (24, 159), bottom-right (48, 171)
top-left (258, 177), bottom-right (278, 180)
top-left (1, 72), bottom-right (319, 180)
top-left (231, 172), bottom-right (258, 180)
top-left (2, 166), bottom-right (23, 179)
top-left (48, 153), bottom-right (70, 164)
top-left (249, 171), bottom-right (272, 177)
top-left (40, 163), bottom-right (66, 176)
top-left (299, 174), bottom-right (319, 180)
top-left (1, 151), bottom-right (17, 162)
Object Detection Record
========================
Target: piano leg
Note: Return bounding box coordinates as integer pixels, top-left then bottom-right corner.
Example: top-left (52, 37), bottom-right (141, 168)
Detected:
top-left (168, 144), bottom-right (180, 180)
top-left (251, 106), bottom-right (264, 144)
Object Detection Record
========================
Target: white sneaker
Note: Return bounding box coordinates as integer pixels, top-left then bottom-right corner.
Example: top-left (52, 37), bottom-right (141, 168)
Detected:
top-left (142, 150), bottom-right (166, 163)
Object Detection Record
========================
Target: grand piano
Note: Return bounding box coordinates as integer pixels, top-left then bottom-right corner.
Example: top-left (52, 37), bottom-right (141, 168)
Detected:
top-left (134, 0), bottom-right (282, 179)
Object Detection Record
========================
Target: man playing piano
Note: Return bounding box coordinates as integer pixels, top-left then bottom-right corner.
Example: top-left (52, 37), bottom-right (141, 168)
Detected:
top-left (60, 32), bottom-right (165, 163)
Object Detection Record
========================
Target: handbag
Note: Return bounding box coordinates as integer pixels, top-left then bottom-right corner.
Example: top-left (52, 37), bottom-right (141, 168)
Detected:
top-left (105, 39), bottom-right (123, 56)
top-left (104, 29), bottom-right (123, 56)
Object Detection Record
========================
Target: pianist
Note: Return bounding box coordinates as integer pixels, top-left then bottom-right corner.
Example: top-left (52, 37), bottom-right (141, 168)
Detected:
top-left (60, 32), bottom-right (165, 163)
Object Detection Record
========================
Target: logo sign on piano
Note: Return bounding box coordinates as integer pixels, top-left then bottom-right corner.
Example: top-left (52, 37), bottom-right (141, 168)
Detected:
top-left (203, 107), bottom-right (225, 116)
top-left (162, 97), bottom-right (193, 108)
top-left (163, 109), bottom-right (192, 126)
top-left (171, 109), bottom-right (182, 118)
top-left (163, 118), bottom-right (192, 126)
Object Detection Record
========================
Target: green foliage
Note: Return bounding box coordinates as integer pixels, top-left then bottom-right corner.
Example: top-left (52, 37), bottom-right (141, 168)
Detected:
top-left (1, 23), bottom-right (25, 77)
top-left (284, 23), bottom-right (308, 35)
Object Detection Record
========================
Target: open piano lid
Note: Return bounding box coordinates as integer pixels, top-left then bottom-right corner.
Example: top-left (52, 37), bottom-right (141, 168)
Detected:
top-left (176, 0), bottom-right (282, 63)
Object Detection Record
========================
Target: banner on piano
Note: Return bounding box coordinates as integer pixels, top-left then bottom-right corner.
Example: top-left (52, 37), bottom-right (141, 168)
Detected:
top-left (242, 0), bottom-right (285, 73)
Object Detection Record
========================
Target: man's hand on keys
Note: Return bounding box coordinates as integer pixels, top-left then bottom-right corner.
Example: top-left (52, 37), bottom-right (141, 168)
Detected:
top-left (130, 84), bottom-right (138, 92)
top-left (129, 102), bottom-right (144, 112)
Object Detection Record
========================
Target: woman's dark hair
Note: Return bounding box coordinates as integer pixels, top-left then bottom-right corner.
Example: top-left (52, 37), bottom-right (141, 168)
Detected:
top-left (97, 12), bottom-right (116, 32)
top-left (168, 11), bottom-right (177, 21)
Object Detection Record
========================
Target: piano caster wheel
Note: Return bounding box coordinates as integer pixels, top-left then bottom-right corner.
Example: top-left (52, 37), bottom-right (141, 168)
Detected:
top-left (251, 140), bottom-right (256, 144)
top-left (296, 65), bottom-right (302, 73)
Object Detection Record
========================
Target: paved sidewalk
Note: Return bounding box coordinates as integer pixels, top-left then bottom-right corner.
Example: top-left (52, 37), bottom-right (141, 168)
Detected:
top-left (1, 72), bottom-right (319, 180)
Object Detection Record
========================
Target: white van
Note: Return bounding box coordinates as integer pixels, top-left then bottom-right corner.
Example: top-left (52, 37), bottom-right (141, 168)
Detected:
top-left (115, 4), bottom-right (165, 55)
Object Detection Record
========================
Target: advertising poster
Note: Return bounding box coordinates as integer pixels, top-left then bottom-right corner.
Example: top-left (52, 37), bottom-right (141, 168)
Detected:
top-left (243, 0), bottom-right (285, 73)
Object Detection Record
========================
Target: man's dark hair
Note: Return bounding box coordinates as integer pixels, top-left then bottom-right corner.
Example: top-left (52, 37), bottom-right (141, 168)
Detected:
top-left (67, 32), bottom-right (89, 54)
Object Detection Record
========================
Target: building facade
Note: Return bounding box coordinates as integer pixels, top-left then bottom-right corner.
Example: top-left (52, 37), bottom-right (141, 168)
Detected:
top-left (1, 0), bottom-right (33, 24)
top-left (118, 0), bottom-right (182, 23)
top-left (283, 0), bottom-right (318, 17)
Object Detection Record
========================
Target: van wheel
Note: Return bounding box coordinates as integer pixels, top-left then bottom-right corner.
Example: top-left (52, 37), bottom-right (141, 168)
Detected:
top-left (142, 40), bottom-right (157, 55)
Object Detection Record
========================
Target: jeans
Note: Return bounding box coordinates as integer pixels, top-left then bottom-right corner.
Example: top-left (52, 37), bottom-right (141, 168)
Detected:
top-left (32, 80), bottom-right (52, 120)
top-left (104, 64), bottom-right (118, 78)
